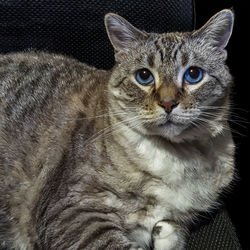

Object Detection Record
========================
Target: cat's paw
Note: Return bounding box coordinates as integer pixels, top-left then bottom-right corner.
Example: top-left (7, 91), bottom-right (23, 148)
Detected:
top-left (152, 221), bottom-right (184, 250)
top-left (129, 242), bottom-right (144, 250)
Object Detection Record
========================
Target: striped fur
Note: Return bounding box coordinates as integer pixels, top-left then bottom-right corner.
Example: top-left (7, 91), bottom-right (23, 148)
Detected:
top-left (0, 10), bottom-right (235, 250)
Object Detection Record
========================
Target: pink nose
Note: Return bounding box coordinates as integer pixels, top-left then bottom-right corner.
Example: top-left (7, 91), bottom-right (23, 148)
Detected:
top-left (159, 100), bottom-right (179, 113)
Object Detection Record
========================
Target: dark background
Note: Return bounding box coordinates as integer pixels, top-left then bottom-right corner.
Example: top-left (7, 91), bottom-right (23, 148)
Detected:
top-left (195, 0), bottom-right (250, 249)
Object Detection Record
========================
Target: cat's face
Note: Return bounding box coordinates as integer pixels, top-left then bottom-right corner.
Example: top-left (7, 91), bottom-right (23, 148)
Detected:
top-left (105, 10), bottom-right (234, 142)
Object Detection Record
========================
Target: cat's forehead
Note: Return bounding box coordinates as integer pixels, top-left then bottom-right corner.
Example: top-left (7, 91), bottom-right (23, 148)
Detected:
top-left (150, 32), bottom-right (187, 50)
top-left (141, 33), bottom-right (191, 68)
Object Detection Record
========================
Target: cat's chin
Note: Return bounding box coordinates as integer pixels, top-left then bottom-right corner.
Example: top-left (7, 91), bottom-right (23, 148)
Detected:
top-left (146, 122), bottom-right (211, 143)
top-left (146, 122), bottom-right (188, 142)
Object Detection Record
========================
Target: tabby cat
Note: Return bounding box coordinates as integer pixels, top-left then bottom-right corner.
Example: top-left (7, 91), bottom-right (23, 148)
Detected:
top-left (0, 9), bottom-right (235, 250)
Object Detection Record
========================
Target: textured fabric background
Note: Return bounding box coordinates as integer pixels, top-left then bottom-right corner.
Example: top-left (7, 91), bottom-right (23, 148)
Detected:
top-left (0, 0), bottom-right (194, 69)
top-left (0, 1), bottom-right (242, 249)
top-left (187, 209), bottom-right (242, 250)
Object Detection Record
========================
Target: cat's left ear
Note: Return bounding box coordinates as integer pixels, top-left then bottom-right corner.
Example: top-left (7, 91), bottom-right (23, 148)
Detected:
top-left (105, 13), bottom-right (148, 54)
top-left (193, 9), bottom-right (234, 52)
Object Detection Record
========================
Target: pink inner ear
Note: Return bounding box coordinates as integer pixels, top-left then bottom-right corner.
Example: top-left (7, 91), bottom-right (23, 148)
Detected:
top-left (195, 10), bottom-right (234, 52)
top-left (217, 28), bottom-right (233, 50)
top-left (216, 12), bottom-right (234, 50)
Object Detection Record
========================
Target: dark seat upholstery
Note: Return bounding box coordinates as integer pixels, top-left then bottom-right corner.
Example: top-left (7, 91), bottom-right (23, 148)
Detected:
top-left (0, 0), bottom-right (241, 249)
top-left (187, 209), bottom-right (241, 249)
top-left (0, 0), bottom-right (194, 69)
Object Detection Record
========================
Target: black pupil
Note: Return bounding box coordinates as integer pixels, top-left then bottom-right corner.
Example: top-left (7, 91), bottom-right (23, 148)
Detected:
top-left (139, 69), bottom-right (151, 80)
top-left (189, 67), bottom-right (200, 78)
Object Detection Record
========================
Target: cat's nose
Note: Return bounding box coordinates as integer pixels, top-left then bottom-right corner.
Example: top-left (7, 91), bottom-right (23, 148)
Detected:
top-left (159, 100), bottom-right (179, 113)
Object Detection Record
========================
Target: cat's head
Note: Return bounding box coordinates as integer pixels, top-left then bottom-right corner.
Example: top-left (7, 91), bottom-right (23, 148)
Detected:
top-left (105, 10), bottom-right (234, 142)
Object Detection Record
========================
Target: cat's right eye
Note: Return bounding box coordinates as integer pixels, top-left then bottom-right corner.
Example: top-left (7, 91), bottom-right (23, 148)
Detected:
top-left (184, 67), bottom-right (203, 84)
top-left (135, 68), bottom-right (154, 86)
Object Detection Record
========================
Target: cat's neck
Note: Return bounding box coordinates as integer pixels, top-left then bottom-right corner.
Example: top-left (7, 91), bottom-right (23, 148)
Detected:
top-left (105, 110), bottom-right (210, 153)
top-left (104, 114), bottom-right (188, 177)
top-left (103, 111), bottom-right (232, 184)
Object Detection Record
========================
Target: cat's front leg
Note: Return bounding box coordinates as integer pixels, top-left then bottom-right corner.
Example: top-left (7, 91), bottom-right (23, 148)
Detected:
top-left (152, 221), bottom-right (185, 250)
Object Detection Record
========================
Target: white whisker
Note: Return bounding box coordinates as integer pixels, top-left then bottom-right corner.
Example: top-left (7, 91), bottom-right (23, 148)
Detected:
top-left (84, 114), bottom-right (144, 146)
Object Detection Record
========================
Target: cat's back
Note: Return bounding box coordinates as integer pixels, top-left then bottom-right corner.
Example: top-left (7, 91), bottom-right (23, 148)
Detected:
top-left (0, 51), bottom-right (99, 120)
top-left (0, 51), bottom-right (108, 133)
top-left (0, 51), bottom-right (109, 176)
top-left (0, 52), bottom-right (110, 248)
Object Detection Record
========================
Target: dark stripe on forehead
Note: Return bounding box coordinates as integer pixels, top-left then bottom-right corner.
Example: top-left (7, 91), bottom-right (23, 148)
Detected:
top-left (147, 54), bottom-right (155, 68)
top-left (154, 40), bottom-right (164, 63)
top-left (181, 53), bottom-right (189, 66)
top-left (172, 43), bottom-right (183, 60)
top-left (159, 50), bottom-right (164, 63)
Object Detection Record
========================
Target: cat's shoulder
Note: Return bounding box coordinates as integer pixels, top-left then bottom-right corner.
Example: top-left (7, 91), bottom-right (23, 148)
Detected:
top-left (0, 51), bottom-right (96, 73)
top-left (0, 51), bottom-right (110, 98)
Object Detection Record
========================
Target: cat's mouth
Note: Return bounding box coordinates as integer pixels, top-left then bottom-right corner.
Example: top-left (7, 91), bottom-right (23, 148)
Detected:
top-left (158, 120), bottom-right (175, 126)
top-left (157, 119), bottom-right (183, 127)
top-left (146, 117), bottom-right (188, 139)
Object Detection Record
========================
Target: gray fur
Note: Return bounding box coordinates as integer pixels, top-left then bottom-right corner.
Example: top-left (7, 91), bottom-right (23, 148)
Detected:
top-left (0, 10), bottom-right (235, 249)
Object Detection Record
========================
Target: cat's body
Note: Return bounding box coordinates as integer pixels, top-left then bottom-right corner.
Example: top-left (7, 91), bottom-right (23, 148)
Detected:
top-left (0, 10), bottom-right (235, 250)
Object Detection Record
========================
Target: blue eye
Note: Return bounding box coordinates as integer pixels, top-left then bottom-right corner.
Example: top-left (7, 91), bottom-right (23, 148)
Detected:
top-left (184, 67), bottom-right (203, 84)
top-left (135, 68), bottom-right (154, 85)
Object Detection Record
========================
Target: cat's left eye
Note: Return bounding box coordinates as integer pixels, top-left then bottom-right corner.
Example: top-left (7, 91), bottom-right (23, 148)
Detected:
top-left (184, 67), bottom-right (203, 84)
top-left (135, 68), bottom-right (154, 85)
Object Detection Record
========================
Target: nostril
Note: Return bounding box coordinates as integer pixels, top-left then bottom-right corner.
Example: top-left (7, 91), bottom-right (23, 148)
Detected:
top-left (159, 100), bottom-right (179, 113)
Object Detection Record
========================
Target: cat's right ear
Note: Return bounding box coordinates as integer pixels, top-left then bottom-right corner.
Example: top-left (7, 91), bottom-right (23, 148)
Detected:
top-left (192, 9), bottom-right (234, 53)
top-left (105, 13), bottom-right (148, 54)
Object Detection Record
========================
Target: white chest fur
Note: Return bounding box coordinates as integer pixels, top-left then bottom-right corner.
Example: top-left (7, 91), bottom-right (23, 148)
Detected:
top-left (135, 133), bottom-right (234, 218)
top-left (124, 134), bottom-right (234, 248)
top-left (105, 125), bottom-right (234, 248)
